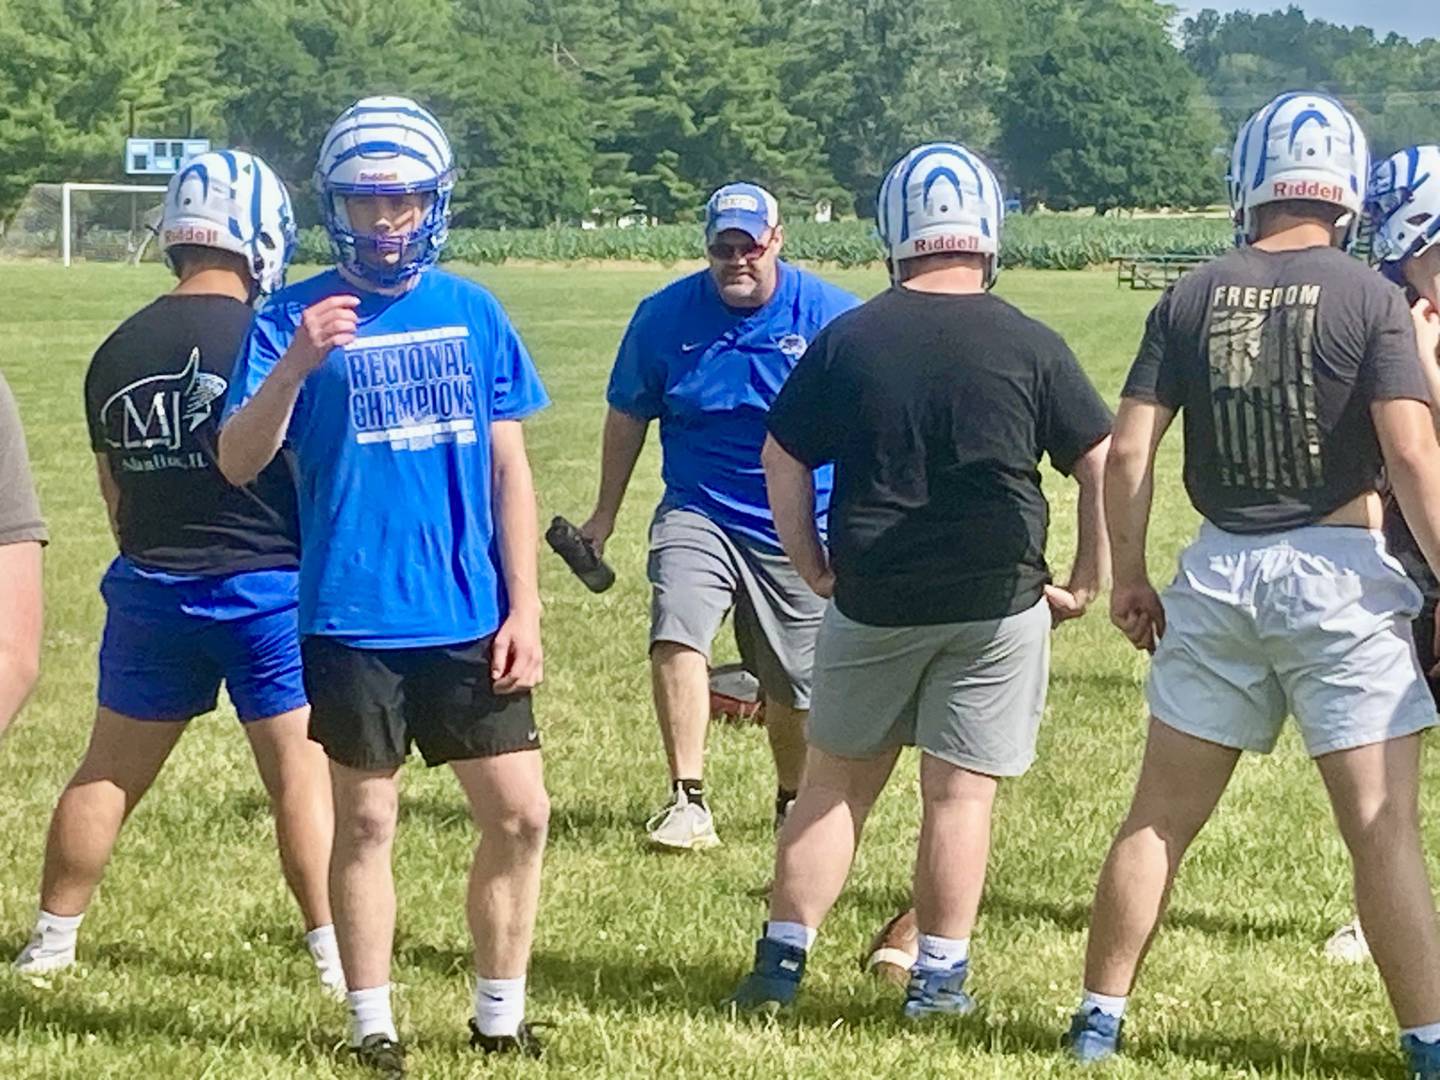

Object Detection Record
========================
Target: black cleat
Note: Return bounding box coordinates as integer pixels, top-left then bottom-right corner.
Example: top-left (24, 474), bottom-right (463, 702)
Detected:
top-left (353, 1034), bottom-right (406, 1077)
top-left (468, 1018), bottom-right (546, 1057)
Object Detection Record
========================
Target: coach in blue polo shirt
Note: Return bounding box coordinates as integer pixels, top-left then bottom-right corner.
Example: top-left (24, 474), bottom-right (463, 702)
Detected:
top-left (580, 183), bottom-right (859, 851)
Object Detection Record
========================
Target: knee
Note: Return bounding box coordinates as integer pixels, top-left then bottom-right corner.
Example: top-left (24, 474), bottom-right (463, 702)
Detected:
top-left (484, 790), bottom-right (550, 853)
top-left (1344, 791), bottom-right (1421, 848)
top-left (338, 800), bottom-right (397, 852)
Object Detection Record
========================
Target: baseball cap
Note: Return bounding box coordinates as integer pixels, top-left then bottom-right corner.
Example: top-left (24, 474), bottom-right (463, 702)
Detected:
top-left (704, 182), bottom-right (780, 243)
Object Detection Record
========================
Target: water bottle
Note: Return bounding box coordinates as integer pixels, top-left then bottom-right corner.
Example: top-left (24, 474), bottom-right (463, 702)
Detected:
top-left (545, 516), bottom-right (616, 593)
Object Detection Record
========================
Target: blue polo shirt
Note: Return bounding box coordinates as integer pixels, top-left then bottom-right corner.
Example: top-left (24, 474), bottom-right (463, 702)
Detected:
top-left (606, 261), bottom-right (859, 549)
top-left (222, 268), bottom-right (549, 648)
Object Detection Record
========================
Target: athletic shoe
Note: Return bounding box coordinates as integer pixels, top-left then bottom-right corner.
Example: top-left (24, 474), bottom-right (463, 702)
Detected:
top-left (1403, 1033), bottom-right (1440, 1079)
top-left (12, 931), bottom-right (75, 976)
top-left (469, 1018), bottom-right (545, 1057)
top-left (726, 937), bottom-right (806, 1013)
top-left (1323, 917), bottom-right (1371, 965)
top-left (861, 908), bottom-right (918, 987)
top-left (646, 788), bottom-right (720, 851)
top-left (353, 1034), bottom-right (406, 1078)
top-left (1064, 1007), bottom-right (1124, 1063)
top-left (902, 961), bottom-right (974, 1019)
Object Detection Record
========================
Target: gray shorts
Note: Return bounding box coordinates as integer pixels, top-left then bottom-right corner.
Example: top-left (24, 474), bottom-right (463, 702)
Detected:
top-left (1149, 523), bottom-right (1436, 757)
top-left (807, 599), bottom-right (1051, 776)
top-left (648, 507), bottom-right (824, 709)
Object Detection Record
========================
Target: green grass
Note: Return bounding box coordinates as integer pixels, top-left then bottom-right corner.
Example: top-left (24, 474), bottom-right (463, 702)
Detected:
top-left (0, 262), bottom-right (1421, 1078)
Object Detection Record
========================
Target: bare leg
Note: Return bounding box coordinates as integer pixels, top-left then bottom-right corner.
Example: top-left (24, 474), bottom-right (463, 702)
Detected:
top-left (451, 750), bottom-right (549, 978)
top-left (912, 754), bottom-right (999, 940)
top-left (651, 642), bottom-right (710, 782)
top-left (764, 698), bottom-right (807, 794)
top-left (1316, 733), bottom-right (1440, 1028)
top-left (769, 745), bottom-right (900, 928)
top-left (328, 762), bottom-right (399, 992)
top-left (244, 706), bottom-right (333, 930)
top-left (1081, 720), bottom-right (1239, 995)
top-left (39, 708), bottom-right (187, 915)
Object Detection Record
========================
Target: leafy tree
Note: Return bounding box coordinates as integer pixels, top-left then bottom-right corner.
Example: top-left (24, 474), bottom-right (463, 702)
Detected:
top-left (0, 0), bottom-right (222, 224)
top-left (1002, 5), bottom-right (1225, 211)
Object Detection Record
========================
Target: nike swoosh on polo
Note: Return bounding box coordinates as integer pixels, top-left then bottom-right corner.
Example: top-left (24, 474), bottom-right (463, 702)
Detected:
top-left (679, 342), bottom-right (703, 352)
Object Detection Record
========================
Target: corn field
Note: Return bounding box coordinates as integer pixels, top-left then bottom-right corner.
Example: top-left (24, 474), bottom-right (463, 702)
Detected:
top-left (295, 216), bottom-right (1233, 271)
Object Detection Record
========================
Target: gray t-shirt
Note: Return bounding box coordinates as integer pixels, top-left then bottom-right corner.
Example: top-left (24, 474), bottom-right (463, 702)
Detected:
top-left (1122, 246), bottom-right (1427, 534)
top-left (0, 371), bottom-right (47, 547)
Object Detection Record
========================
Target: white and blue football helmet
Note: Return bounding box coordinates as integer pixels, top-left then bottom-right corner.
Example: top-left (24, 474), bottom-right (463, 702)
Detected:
top-left (313, 96), bottom-right (456, 288)
top-left (1227, 91), bottom-right (1370, 250)
top-left (160, 149), bottom-right (296, 300)
top-left (877, 142), bottom-right (1005, 286)
top-left (1368, 145), bottom-right (1440, 282)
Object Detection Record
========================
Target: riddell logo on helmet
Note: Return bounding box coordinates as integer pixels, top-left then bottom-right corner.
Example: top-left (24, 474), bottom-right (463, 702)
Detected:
top-left (913, 235), bottom-right (981, 253)
top-left (359, 171), bottom-right (399, 182)
top-left (1272, 179), bottom-right (1345, 202)
top-left (163, 226), bottom-right (219, 245)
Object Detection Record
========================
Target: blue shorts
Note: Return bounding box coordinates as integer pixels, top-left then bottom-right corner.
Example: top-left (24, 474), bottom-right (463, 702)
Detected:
top-left (97, 558), bottom-right (308, 723)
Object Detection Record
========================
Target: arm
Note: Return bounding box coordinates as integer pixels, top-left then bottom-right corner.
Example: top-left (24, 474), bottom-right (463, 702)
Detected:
top-left (1105, 398), bottom-right (1177, 652)
top-left (1376, 396), bottom-right (1440, 581)
top-left (490, 419), bottom-right (543, 694)
top-left (218, 295), bottom-right (359, 485)
top-left (95, 454), bottom-right (120, 546)
top-left (0, 540), bottom-right (43, 735)
top-left (762, 434), bottom-right (833, 598)
top-left (579, 407), bottom-right (649, 555)
top-left (1414, 298), bottom-right (1440, 430)
top-left (1047, 436), bottom-right (1112, 623)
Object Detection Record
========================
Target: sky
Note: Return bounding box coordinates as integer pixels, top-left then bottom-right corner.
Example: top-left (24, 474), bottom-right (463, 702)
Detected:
top-left (1171, 1), bottom-right (1432, 41)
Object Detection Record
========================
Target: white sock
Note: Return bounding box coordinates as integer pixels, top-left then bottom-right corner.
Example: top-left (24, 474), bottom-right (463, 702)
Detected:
top-left (306, 924), bottom-right (345, 988)
top-left (764, 920), bottom-right (816, 952)
top-left (1402, 1020), bottom-right (1440, 1044)
top-left (473, 975), bottom-right (526, 1038)
top-left (915, 933), bottom-right (970, 971)
top-left (32, 910), bottom-right (83, 952)
top-left (1081, 988), bottom-right (1128, 1019)
top-left (347, 984), bottom-right (398, 1046)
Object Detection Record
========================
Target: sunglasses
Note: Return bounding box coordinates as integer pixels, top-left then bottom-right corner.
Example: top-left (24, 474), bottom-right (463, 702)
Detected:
top-left (707, 233), bottom-right (772, 261)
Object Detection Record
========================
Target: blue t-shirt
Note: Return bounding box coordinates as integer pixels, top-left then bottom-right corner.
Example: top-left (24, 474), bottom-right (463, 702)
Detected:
top-left (222, 269), bottom-right (549, 648)
top-left (605, 262), bottom-right (860, 549)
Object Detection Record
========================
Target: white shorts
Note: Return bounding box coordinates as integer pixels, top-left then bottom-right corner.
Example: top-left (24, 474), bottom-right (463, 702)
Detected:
top-left (1148, 523), bottom-right (1436, 757)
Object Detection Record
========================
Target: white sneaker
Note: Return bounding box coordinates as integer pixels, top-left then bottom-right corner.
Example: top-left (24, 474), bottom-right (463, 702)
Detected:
top-left (1323, 917), bottom-right (1371, 964)
top-left (13, 931), bottom-right (76, 976)
top-left (645, 789), bottom-right (720, 851)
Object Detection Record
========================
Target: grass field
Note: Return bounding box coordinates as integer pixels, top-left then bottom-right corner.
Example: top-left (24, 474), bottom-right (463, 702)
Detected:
top-left (0, 261), bottom-right (1427, 1079)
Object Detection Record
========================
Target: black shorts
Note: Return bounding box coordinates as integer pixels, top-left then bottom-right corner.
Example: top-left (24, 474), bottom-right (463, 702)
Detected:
top-left (301, 635), bottom-right (539, 770)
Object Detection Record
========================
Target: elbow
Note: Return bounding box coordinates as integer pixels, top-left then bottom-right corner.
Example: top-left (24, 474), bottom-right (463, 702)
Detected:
top-left (2, 643), bottom-right (40, 705)
top-left (1072, 435), bottom-right (1111, 486)
top-left (215, 432), bottom-right (255, 487)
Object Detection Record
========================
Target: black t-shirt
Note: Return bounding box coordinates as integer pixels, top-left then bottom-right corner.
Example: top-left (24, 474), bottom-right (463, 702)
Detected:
top-left (1122, 246), bottom-right (1428, 534)
top-left (84, 295), bottom-right (299, 574)
top-left (766, 287), bottom-right (1113, 627)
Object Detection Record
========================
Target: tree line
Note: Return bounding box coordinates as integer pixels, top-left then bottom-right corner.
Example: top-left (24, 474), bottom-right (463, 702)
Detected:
top-left (0, 0), bottom-right (1436, 230)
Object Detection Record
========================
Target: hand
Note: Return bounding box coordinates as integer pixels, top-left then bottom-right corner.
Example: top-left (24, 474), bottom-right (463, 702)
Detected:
top-left (1110, 580), bottom-right (1166, 653)
top-left (806, 567), bottom-right (835, 599)
top-left (281, 295), bottom-right (361, 377)
top-left (1044, 583), bottom-right (1092, 626)
top-left (1413, 297), bottom-right (1440, 369)
top-left (578, 512), bottom-right (614, 558)
top-left (491, 607), bottom-right (543, 694)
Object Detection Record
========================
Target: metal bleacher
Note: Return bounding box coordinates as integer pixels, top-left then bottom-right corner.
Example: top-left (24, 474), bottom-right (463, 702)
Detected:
top-left (1115, 252), bottom-right (1212, 289)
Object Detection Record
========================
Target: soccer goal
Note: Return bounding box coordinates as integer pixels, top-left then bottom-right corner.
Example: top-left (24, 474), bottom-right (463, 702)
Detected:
top-left (0, 182), bottom-right (167, 265)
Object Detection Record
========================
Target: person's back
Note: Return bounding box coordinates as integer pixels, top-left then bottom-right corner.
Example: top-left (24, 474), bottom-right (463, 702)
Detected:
top-left (1127, 243), bottom-right (1419, 534)
top-left (86, 291), bottom-right (298, 574)
top-left (786, 286), bottom-right (1107, 626)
